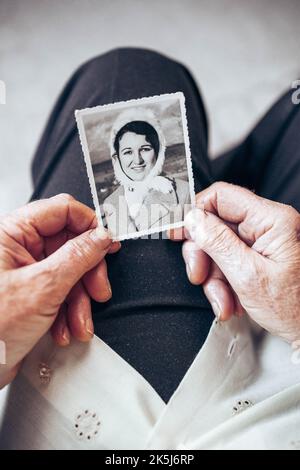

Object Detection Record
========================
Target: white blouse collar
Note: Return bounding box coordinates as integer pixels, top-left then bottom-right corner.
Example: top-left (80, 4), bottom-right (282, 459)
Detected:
top-left (1, 315), bottom-right (300, 450)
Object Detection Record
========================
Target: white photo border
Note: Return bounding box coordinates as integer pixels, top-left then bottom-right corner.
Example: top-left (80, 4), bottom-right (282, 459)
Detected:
top-left (75, 92), bottom-right (196, 241)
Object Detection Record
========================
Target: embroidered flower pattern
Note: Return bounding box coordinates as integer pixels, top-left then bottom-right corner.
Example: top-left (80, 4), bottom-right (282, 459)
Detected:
top-left (232, 399), bottom-right (253, 415)
top-left (74, 409), bottom-right (101, 441)
top-left (38, 362), bottom-right (52, 385)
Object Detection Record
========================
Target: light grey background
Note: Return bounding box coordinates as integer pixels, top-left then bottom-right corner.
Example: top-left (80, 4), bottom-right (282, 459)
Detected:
top-left (0, 0), bottom-right (300, 216)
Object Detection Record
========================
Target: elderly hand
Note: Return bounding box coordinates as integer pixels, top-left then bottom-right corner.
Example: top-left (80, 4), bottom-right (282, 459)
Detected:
top-left (175, 182), bottom-right (300, 344)
top-left (0, 194), bottom-right (120, 388)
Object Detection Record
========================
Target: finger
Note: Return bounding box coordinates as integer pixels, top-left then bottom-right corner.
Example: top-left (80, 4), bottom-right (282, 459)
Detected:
top-left (51, 303), bottom-right (71, 346)
top-left (167, 226), bottom-right (189, 241)
top-left (202, 262), bottom-right (235, 321)
top-left (232, 290), bottom-right (246, 317)
top-left (1, 194), bottom-right (98, 259)
top-left (35, 227), bottom-right (112, 301)
top-left (66, 282), bottom-right (94, 342)
top-left (46, 229), bottom-right (115, 302)
top-left (0, 237), bottom-right (37, 271)
top-left (83, 259), bottom-right (112, 302)
top-left (196, 182), bottom-right (259, 224)
top-left (185, 207), bottom-right (259, 291)
top-left (46, 233), bottom-right (118, 264)
top-left (19, 194), bottom-right (98, 235)
top-left (107, 241), bottom-right (121, 254)
top-left (195, 182), bottom-right (279, 245)
top-left (182, 240), bottom-right (210, 284)
top-left (44, 229), bottom-right (68, 253)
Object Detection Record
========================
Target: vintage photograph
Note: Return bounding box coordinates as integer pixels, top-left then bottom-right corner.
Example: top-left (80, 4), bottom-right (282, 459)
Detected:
top-left (75, 92), bottom-right (195, 241)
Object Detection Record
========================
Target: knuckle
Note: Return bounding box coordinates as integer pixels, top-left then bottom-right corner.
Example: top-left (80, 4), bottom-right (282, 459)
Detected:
top-left (208, 181), bottom-right (228, 195)
top-left (278, 204), bottom-right (300, 234)
top-left (288, 207), bottom-right (300, 227)
top-left (195, 182), bottom-right (231, 205)
top-left (211, 221), bottom-right (227, 241)
top-left (285, 205), bottom-right (299, 220)
top-left (55, 193), bottom-right (75, 203)
top-left (36, 266), bottom-right (58, 298)
top-left (208, 223), bottom-right (229, 250)
top-left (281, 204), bottom-right (298, 220)
top-left (66, 237), bottom-right (92, 269)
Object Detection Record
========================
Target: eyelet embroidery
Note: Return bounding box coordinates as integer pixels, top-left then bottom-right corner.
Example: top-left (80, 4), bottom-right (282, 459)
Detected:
top-left (232, 399), bottom-right (253, 415)
top-left (38, 362), bottom-right (52, 385)
top-left (38, 346), bottom-right (59, 385)
top-left (75, 409), bottom-right (101, 441)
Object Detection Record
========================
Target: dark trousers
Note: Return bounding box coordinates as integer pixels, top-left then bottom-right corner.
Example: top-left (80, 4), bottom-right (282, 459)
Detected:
top-left (31, 48), bottom-right (300, 403)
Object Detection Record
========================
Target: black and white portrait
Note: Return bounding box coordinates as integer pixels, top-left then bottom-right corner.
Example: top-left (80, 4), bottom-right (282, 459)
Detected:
top-left (76, 92), bottom-right (195, 240)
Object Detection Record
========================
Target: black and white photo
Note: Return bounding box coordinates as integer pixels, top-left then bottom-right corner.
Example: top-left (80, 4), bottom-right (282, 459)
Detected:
top-left (75, 92), bottom-right (195, 240)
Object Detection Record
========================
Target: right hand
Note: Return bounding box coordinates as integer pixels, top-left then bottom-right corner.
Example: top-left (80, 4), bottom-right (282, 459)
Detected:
top-left (0, 194), bottom-right (120, 387)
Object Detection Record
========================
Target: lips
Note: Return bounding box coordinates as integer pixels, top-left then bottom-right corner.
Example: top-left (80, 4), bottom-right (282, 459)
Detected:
top-left (132, 165), bottom-right (146, 172)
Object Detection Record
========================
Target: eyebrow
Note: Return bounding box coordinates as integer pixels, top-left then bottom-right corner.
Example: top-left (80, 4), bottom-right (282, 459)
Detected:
top-left (121, 144), bottom-right (152, 152)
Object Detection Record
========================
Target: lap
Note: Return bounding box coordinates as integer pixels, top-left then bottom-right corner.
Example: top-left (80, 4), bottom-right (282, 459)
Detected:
top-left (31, 48), bottom-right (214, 403)
top-left (31, 49), bottom-right (300, 401)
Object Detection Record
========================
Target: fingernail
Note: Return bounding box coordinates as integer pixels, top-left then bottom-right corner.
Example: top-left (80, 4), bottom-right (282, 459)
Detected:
top-left (85, 318), bottom-right (94, 337)
top-left (186, 263), bottom-right (191, 280)
top-left (185, 258), bottom-right (195, 282)
top-left (107, 280), bottom-right (112, 297)
top-left (211, 300), bottom-right (222, 321)
top-left (185, 208), bottom-right (204, 241)
top-left (90, 226), bottom-right (111, 242)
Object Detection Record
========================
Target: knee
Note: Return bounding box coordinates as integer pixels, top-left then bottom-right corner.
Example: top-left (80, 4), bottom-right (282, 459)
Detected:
top-left (80, 47), bottom-right (176, 74)
top-left (98, 46), bottom-right (169, 61)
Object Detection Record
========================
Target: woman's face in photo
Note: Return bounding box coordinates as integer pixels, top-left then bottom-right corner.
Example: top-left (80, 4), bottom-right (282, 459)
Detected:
top-left (118, 131), bottom-right (157, 181)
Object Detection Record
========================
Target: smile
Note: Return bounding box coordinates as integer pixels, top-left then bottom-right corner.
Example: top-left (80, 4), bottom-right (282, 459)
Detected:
top-left (131, 165), bottom-right (146, 172)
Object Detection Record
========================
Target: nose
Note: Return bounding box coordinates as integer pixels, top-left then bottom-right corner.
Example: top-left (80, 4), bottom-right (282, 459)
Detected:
top-left (132, 150), bottom-right (143, 165)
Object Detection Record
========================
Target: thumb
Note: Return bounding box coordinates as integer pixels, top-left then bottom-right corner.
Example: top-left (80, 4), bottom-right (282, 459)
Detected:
top-left (37, 226), bottom-right (112, 297)
top-left (185, 208), bottom-right (257, 289)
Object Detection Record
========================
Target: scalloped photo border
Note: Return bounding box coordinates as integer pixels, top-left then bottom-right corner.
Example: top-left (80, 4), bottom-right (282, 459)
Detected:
top-left (75, 92), bottom-right (195, 241)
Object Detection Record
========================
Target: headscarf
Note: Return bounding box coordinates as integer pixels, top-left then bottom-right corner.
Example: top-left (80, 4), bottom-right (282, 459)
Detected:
top-left (110, 108), bottom-right (173, 219)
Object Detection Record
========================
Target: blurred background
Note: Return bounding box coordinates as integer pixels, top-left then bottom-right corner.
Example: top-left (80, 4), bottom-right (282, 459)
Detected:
top-left (0, 0), bottom-right (299, 216)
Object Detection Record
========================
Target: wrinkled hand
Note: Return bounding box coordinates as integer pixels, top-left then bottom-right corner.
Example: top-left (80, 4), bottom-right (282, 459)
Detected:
top-left (171, 182), bottom-right (300, 344)
top-left (0, 194), bottom-right (120, 387)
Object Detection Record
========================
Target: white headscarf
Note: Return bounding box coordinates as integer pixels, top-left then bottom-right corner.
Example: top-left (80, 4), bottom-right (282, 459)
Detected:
top-left (110, 108), bottom-right (173, 219)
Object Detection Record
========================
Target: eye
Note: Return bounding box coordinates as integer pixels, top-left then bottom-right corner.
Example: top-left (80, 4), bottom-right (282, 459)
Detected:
top-left (123, 150), bottom-right (132, 156)
top-left (141, 146), bottom-right (152, 152)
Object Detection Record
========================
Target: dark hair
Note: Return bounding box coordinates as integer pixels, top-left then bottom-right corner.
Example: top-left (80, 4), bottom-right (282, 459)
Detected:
top-left (113, 120), bottom-right (160, 157)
